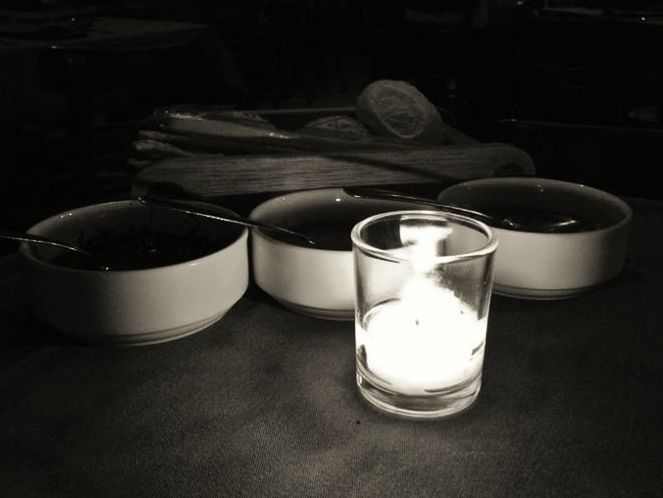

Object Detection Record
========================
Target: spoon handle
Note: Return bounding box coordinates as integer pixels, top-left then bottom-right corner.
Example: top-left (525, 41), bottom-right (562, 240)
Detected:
top-left (0, 230), bottom-right (95, 258)
top-left (137, 196), bottom-right (317, 246)
top-left (343, 187), bottom-right (495, 225)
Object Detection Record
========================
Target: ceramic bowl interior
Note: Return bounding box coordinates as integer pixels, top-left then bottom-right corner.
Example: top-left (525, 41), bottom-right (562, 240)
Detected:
top-left (21, 200), bottom-right (249, 344)
top-left (437, 177), bottom-right (632, 299)
top-left (438, 178), bottom-right (627, 231)
top-left (25, 200), bottom-right (244, 270)
top-left (249, 188), bottom-right (424, 319)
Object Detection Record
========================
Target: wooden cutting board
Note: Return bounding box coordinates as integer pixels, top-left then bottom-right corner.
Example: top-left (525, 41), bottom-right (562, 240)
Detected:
top-left (132, 143), bottom-right (536, 199)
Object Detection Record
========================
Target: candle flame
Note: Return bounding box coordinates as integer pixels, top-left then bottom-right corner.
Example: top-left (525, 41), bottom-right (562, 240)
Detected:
top-left (399, 222), bottom-right (452, 274)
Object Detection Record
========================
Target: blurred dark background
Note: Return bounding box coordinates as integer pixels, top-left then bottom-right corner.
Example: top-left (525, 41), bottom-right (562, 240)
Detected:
top-left (2, 0), bottom-right (663, 233)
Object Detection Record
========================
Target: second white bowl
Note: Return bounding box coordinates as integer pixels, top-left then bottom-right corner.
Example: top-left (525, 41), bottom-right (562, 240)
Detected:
top-left (249, 188), bottom-right (420, 319)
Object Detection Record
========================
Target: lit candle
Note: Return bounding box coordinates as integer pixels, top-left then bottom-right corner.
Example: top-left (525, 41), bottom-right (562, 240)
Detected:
top-left (355, 222), bottom-right (486, 394)
top-left (352, 210), bottom-right (496, 418)
top-left (356, 283), bottom-right (485, 394)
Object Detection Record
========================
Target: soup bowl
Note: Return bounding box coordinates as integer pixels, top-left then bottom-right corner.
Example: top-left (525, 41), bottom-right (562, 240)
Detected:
top-left (249, 188), bottom-right (423, 319)
top-left (437, 177), bottom-right (632, 299)
top-left (20, 200), bottom-right (249, 345)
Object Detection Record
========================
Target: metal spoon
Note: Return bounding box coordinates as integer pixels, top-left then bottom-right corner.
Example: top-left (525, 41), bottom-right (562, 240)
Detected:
top-left (136, 196), bottom-right (317, 246)
top-left (343, 187), bottom-right (585, 233)
top-left (0, 230), bottom-right (109, 270)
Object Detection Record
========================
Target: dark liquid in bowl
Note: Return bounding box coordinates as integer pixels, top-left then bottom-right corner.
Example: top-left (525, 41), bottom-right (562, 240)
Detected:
top-left (287, 220), bottom-right (356, 250)
top-left (483, 208), bottom-right (601, 232)
top-left (50, 227), bottom-right (236, 270)
top-left (278, 204), bottom-right (606, 252)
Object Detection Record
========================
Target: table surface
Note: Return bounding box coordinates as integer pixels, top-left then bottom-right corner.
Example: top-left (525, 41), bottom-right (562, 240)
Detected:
top-left (1, 197), bottom-right (662, 497)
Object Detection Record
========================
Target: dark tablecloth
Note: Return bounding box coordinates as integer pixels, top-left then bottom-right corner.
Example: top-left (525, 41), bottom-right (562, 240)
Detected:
top-left (1, 198), bottom-right (662, 497)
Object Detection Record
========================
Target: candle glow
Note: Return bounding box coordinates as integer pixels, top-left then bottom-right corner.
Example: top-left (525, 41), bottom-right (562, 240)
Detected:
top-left (356, 223), bottom-right (486, 394)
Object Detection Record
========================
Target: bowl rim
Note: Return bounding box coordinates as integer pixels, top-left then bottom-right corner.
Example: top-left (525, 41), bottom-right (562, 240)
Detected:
top-left (249, 187), bottom-right (425, 254)
top-left (437, 177), bottom-right (633, 236)
top-left (20, 199), bottom-right (248, 274)
top-left (351, 209), bottom-right (498, 264)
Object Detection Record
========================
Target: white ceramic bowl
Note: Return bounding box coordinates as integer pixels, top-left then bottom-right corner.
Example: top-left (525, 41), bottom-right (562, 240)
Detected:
top-left (249, 188), bottom-right (421, 320)
top-left (20, 200), bottom-right (249, 345)
top-left (437, 177), bottom-right (632, 299)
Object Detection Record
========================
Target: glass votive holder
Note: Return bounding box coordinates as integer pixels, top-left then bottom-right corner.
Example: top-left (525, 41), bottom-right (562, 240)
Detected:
top-left (351, 210), bottom-right (498, 419)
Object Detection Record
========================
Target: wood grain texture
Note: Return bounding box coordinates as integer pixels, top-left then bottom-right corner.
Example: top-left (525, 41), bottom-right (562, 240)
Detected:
top-left (133, 143), bottom-right (535, 198)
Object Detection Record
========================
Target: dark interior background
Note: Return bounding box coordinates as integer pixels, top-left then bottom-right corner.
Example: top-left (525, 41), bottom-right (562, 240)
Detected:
top-left (2, 0), bottom-right (663, 237)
